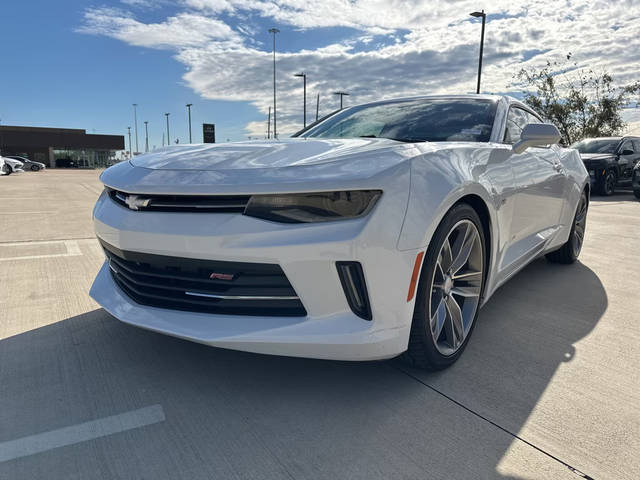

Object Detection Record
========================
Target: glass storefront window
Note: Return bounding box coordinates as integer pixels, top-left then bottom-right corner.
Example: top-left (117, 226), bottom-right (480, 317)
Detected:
top-left (53, 149), bottom-right (116, 168)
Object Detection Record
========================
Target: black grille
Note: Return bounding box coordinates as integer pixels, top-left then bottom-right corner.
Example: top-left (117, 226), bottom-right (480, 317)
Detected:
top-left (101, 240), bottom-right (306, 317)
top-left (107, 188), bottom-right (250, 213)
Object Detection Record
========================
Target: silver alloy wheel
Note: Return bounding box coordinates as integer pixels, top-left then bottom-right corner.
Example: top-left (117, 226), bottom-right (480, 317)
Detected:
top-left (604, 171), bottom-right (616, 195)
top-left (429, 219), bottom-right (483, 356)
top-left (572, 194), bottom-right (587, 256)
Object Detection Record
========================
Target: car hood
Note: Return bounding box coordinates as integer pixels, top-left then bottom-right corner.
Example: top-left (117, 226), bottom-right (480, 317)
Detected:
top-left (103, 138), bottom-right (424, 195)
top-left (131, 138), bottom-right (408, 171)
top-left (580, 153), bottom-right (615, 161)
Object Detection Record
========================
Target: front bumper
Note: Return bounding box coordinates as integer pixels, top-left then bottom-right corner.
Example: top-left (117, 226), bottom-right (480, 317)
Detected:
top-left (90, 182), bottom-right (418, 361)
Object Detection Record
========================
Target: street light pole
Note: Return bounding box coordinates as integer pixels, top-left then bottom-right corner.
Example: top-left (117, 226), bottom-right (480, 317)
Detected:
top-left (268, 28), bottom-right (280, 138)
top-left (333, 91), bottom-right (349, 109)
top-left (144, 121), bottom-right (149, 152)
top-left (132, 104), bottom-right (139, 155)
top-left (165, 113), bottom-right (171, 145)
top-left (316, 93), bottom-right (320, 121)
top-left (267, 106), bottom-right (271, 139)
top-left (186, 104), bottom-right (193, 143)
top-left (294, 72), bottom-right (306, 128)
top-left (127, 126), bottom-right (132, 159)
top-left (470, 10), bottom-right (486, 94)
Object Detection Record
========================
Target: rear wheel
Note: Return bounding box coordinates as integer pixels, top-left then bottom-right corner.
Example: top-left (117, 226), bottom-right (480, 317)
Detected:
top-left (598, 170), bottom-right (616, 196)
top-left (402, 204), bottom-right (486, 370)
top-left (546, 190), bottom-right (588, 264)
top-left (31, 165), bottom-right (40, 171)
top-left (634, 189), bottom-right (640, 200)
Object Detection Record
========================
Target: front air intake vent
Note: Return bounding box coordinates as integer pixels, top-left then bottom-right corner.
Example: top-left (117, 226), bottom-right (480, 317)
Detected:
top-left (336, 261), bottom-right (372, 320)
top-left (101, 240), bottom-right (307, 317)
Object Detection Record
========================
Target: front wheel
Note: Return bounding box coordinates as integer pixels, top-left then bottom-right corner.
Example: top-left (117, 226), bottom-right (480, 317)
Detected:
top-left (2, 163), bottom-right (12, 175)
top-left (31, 165), bottom-right (40, 171)
top-left (598, 170), bottom-right (616, 196)
top-left (634, 189), bottom-right (640, 200)
top-left (402, 204), bottom-right (486, 370)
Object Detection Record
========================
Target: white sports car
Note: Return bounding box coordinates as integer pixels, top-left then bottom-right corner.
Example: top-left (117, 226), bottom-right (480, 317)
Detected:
top-left (90, 95), bottom-right (589, 370)
top-left (1, 156), bottom-right (24, 175)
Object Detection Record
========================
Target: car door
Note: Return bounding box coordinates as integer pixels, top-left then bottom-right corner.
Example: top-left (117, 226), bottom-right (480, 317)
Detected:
top-left (502, 106), bottom-right (566, 270)
top-left (632, 140), bottom-right (640, 172)
top-left (617, 139), bottom-right (637, 180)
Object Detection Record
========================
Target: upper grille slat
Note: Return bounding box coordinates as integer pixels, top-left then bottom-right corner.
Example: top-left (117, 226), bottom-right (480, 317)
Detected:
top-left (107, 188), bottom-right (250, 213)
top-left (101, 240), bottom-right (307, 317)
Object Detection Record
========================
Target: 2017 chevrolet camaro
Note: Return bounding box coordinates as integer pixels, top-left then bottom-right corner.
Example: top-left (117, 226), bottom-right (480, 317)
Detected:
top-left (90, 95), bottom-right (589, 370)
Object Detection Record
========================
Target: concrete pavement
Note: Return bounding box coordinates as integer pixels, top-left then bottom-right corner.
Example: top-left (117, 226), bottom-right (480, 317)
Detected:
top-left (1, 170), bottom-right (638, 479)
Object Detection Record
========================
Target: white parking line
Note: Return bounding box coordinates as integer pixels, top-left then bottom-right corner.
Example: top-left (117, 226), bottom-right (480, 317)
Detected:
top-left (0, 405), bottom-right (165, 463)
top-left (0, 211), bottom-right (58, 215)
top-left (0, 240), bottom-right (84, 262)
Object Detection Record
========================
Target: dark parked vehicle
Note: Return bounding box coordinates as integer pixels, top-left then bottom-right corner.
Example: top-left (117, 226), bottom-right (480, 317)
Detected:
top-left (5, 155), bottom-right (46, 171)
top-left (633, 162), bottom-right (640, 199)
top-left (571, 136), bottom-right (640, 195)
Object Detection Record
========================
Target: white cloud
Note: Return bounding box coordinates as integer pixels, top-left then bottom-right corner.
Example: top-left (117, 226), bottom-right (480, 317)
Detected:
top-left (79, 9), bottom-right (240, 48)
top-left (79, 0), bottom-right (640, 137)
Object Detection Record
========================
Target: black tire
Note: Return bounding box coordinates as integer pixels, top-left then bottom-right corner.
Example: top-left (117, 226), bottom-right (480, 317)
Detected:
top-left (31, 165), bottom-right (40, 171)
top-left (2, 163), bottom-right (12, 175)
top-left (546, 190), bottom-right (588, 264)
top-left (597, 170), bottom-right (616, 196)
top-left (402, 203), bottom-right (487, 370)
top-left (634, 189), bottom-right (640, 200)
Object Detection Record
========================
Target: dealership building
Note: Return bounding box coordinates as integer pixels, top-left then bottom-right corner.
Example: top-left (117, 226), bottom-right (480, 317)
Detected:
top-left (0, 125), bottom-right (124, 168)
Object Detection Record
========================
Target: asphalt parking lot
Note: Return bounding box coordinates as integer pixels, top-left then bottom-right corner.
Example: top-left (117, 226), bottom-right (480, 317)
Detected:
top-left (1, 169), bottom-right (638, 480)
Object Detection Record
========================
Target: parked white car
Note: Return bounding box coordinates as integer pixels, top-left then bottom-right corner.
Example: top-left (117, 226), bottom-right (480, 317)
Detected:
top-left (1, 156), bottom-right (24, 175)
top-left (90, 95), bottom-right (589, 370)
top-left (5, 156), bottom-right (46, 171)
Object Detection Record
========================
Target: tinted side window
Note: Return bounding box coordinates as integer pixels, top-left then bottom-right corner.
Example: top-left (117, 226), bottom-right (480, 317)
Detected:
top-left (620, 140), bottom-right (634, 153)
top-left (632, 140), bottom-right (640, 152)
top-left (504, 108), bottom-right (529, 144)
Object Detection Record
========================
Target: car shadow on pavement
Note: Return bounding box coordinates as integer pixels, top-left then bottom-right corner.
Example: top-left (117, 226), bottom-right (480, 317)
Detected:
top-left (0, 260), bottom-right (606, 480)
top-left (589, 190), bottom-right (638, 204)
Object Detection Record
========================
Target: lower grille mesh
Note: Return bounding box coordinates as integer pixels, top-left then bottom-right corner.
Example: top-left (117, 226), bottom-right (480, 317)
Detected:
top-left (101, 240), bottom-right (306, 317)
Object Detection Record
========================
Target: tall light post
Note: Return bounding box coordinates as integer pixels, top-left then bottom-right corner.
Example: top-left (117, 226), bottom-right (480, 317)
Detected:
top-left (165, 113), bottom-right (171, 145)
top-left (186, 103), bottom-right (193, 143)
top-left (333, 91), bottom-right (349, 110)
top-left (268, 28), bottom-right (280, 138)
top-left (127, 126), bottom-right (132, 159)
top-left (132, 104), bottom-right (139, 154)
top-left (267, 106), bottom-right (271, 139)
top-left (470, 10), bottom-right (486, 94)
top-left (294, 72), bottom-right (307, 129)
top-left (316, 93), bottom-right (320, 121)
top-left (144, 121), bottom-right (149, 152)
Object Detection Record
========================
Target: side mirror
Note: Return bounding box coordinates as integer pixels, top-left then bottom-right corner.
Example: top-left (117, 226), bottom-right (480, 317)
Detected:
top-left (621, 149), bottom-right (634, 156)
top-left (512, 123), bottom-right (561, 154)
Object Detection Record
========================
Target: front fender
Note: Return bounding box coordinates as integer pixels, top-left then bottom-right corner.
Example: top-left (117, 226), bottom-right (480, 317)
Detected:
top-left (397, 147), bottom-right (501, 252)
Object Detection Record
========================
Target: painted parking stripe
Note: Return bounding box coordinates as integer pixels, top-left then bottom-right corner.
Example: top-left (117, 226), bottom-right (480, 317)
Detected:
top-left (0, 240), bottom-right (83, 262)
top-left (0, 211), bottom-right (58, 215)
top-left (0, 405), bottom-right (165, 463)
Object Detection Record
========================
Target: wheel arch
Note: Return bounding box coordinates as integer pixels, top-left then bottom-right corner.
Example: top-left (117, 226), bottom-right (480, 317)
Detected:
top-left (454, 194), bottom-right (492, 275)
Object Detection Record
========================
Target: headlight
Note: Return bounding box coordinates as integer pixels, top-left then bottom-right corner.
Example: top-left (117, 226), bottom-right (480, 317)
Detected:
top-left (243, 190), bottom-right (382, 223)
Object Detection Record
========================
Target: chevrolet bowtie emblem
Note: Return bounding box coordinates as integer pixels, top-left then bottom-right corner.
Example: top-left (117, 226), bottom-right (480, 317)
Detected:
top-left (125, 195), bottom-right (151, 210)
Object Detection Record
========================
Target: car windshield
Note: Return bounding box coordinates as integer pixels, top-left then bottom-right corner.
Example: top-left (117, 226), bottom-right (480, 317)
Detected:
top-left (570, 139), bottom-right (619, 154)
top-left (301, 98), bottom-right (497, 143)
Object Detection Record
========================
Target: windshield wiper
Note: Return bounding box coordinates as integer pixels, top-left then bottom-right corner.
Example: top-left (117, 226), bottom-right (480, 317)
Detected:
top-left (358, 135), bottom-right (425, 143)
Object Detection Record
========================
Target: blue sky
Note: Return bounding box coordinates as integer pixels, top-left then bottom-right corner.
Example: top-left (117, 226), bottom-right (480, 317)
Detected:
top-left (2, 0), bottom-right (639, 150)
